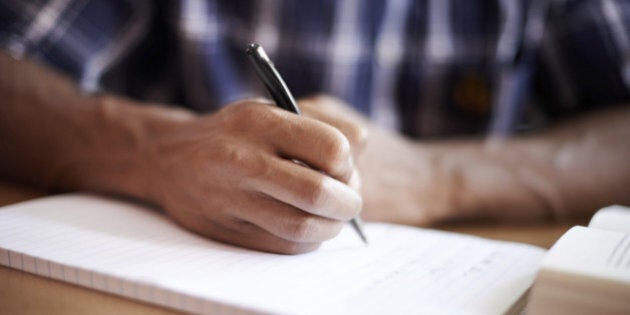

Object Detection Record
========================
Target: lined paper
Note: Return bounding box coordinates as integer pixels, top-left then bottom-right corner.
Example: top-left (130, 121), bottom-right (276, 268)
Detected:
top-left (0, 194), bottom-right (545, 314)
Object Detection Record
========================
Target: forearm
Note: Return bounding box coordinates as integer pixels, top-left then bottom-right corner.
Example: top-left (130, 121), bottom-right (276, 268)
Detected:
top-left (357, 102), bottom-right (629, 225)
top-left (0, 53), bottom-right (364, 254)
top-left (0, 52), bottom-right (193, 200)
top-left (441, 106), bottom-right (630, 221)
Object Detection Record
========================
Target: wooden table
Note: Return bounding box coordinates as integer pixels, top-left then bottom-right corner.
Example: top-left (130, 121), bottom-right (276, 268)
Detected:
top-left (0, 179), bottom-right (585, 315)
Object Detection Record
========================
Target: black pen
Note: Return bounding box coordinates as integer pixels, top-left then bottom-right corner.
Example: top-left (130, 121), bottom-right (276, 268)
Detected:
top-left (246, 43), bottom-right (368, 244)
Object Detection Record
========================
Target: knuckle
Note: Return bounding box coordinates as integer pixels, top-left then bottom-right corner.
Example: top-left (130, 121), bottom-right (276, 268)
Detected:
top-left (237, 101), bottom-right (262, 116)
top-left (284, 216), bottom-right (319, 242)
top-left (304, 177), bottom-right (328, 210)
top-left (320, 128), bottom-right (351, 175)
top-left (223, 101), bottom-right (281, 129)
top-left (221, 102), bottom-right (252, 127)
top-left (301, 94), bottom-right (327, 105)
top-left (310, 94), bottom-right (335, 105)
top-left (212, 137), bottom-right (258, 172)
top-left (347, 123), bottom-right (369, 149)
top-left (222, 142), bottom-right (250, 165)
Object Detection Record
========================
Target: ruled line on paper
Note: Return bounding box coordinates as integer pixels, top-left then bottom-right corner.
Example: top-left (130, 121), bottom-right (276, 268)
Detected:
top-left (7, 250), bottom-right (19, 269)
top-left (1, 248), bottom-right (9, 266)
top-left (35, 257), bottom-right (45, 275)
top-left (0, 194), bottom-right (546, 315)
top-left (49, 261), bottom-right (61, 281)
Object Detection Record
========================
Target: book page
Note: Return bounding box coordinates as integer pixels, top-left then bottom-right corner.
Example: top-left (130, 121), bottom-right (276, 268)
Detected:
top-left (540, 226), bottom-right (630, 283)
top-left (0, 194), bottom-right (545, 315)
top-left (589, 205), bottom-right (630, 233)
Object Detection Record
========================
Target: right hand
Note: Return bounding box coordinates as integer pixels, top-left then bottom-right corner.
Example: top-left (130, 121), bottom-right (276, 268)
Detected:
top-left (146, 99), bottom-right (363, 254)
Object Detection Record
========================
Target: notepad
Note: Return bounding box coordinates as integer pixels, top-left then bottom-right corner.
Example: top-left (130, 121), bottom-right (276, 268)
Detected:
top-left (0, 194), bottom-right (545, 314)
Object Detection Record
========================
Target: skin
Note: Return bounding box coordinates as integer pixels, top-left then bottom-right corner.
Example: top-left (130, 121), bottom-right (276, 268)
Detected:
top-left (2, 52), bottom-right (630, 254)
top-left (310, 97), bottom-right (630, 224)
top-left (0, 52), bottom-right (364, 254)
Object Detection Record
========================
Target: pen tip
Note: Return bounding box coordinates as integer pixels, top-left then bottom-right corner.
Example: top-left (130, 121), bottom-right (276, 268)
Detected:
top-left (359, 233), bottom-right (369, 245)
top-left (350, 218), bottom-right (368, 245)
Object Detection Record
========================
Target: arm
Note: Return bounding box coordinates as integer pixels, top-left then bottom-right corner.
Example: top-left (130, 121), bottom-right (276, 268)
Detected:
top-left (0, 52), bottom-right (364, 254)
top-left (447, 106), bottom-right (630, 222)
top-left (300, 96), bottom-right (630, 225)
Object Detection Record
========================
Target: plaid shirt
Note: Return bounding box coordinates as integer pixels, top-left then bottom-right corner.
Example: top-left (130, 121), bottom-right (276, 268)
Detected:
top-left (1, 0), bottom-right (629, 137)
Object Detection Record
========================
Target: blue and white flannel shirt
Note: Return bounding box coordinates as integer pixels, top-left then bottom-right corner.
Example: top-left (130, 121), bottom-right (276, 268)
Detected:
top-left (1, 0), bottom-right (629, 137)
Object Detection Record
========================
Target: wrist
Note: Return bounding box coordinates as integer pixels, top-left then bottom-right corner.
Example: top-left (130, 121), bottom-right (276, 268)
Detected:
top-left (432, 141), bottom-right (488, 221)
top-left (412, 141), bottom-right (478, 223)
top-left (438, 138), bottom-right (559, 222)
top-left (49, 95), bottom-right (195, 204)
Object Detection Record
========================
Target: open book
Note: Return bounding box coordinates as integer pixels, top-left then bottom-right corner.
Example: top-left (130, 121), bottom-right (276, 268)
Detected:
top-left (527, 205), bottom-right (630, 314)
top-left (0, 194), bottom-right (545, 314)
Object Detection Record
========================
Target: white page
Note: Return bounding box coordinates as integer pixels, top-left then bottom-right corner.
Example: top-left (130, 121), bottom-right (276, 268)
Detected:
top-left (0, 194), bottom-right (545, 315)
top-left (540, 226), bottom-right (630, 283)
top-left (589, 205), bottom-right (630, 233)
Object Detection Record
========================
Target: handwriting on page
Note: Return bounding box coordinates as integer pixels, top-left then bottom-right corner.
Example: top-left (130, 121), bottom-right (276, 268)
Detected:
top-left (311, 226), bottom-right (541, 314)
top-left (0, 195), bottom-right (545, 315)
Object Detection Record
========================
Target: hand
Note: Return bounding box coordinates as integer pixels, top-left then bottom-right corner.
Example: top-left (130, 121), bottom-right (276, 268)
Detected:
top-left (357, 125), bottom-right (459, 226)
top-left (296, 95), bottom-right (576, 225)
top-left (298, 95), bottom-right (457, 225)
top-left (298, 95), bottom-right (369, 162)
top-left (147, 99), bottom-right (362, 254)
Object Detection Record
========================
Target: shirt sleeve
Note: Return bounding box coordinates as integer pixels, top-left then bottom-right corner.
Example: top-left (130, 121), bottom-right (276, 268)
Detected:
top-left (536, 0), bottom-right (630, 117)
top-left (0, 0), bottom-right (151, 92)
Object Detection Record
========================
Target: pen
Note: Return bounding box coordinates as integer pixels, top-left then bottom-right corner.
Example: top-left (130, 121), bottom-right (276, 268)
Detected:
top-left (245, 43), bottom-right (368, 244)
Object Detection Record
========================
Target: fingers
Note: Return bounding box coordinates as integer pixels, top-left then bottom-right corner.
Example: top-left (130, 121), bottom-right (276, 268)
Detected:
top-left (247, 157), bottom-right (362, 221)
top-left (225, 100), bottom-right (362, 222)
top-left (219, 101), bottom-right (356, 183)
top-left (234, 195), bottom-right (345, 243)
top-left (224, 227), bottom-right (322, 255)
top-left (298, 95), bottom-right (369, 157)
top-left (172, 209), bottom-right (322, 255)
top-left (266, 112), bottom-right (356, 183)
top-left (159, 99), bottom-right (366, 255)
